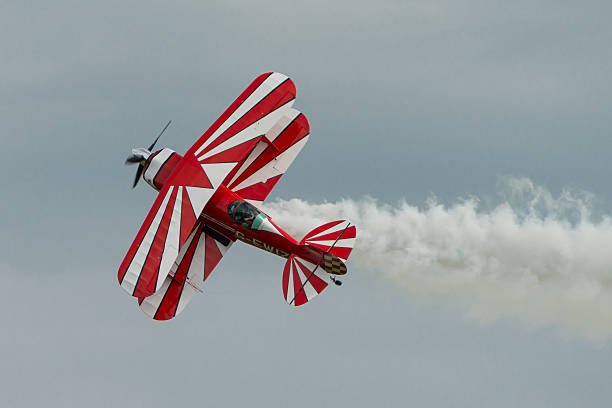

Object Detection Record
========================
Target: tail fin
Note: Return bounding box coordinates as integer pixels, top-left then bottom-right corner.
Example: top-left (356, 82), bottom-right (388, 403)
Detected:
top-left (282, 255), bottom-right (329, 306)
top-left (281, 220), bottom-right (356, 307)
top-left (300, 220), bottom-right (356, 260)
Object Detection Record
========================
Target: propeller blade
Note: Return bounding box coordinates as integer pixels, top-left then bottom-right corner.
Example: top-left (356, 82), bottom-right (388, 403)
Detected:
top-left (148, 120), bottom-right (172, 151)
top-left (128, 120), bottom-right (170, 189)
top-left (125, 154), bottom-right (142, 165)
top-left (133, 164), bottom-right (144, 188)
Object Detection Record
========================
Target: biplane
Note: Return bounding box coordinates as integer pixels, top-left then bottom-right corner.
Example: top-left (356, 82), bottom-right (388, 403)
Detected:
top-left (119, 72), bottom-right (357, 320)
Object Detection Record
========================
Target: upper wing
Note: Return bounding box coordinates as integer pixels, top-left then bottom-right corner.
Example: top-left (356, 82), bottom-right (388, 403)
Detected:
top-left (118, 72), bottom-right (299, 298)
top-left (223, 109), bottom-right (310, 206)
top-left (189, 72), bottom-right (298, 179)
top-left (139, 222), bottom-right (233, 320)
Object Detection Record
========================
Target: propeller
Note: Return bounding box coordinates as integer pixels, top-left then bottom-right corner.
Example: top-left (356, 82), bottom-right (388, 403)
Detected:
top-left (148, 119), bottom-right (172, 151)
top-left (125, 120), bottom-right (172, 188)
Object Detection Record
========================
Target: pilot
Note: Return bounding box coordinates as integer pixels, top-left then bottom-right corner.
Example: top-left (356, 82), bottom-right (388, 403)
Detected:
top-left (228, 201), bottom-right (255, 229)
top-left (240, 211), bottom-right (255, 228)
top-left (228, 201), bottom-right (241, 221)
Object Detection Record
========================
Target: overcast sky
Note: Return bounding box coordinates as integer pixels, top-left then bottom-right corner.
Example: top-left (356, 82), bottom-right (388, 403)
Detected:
top-left (2, 1), bottom-right (612, 407)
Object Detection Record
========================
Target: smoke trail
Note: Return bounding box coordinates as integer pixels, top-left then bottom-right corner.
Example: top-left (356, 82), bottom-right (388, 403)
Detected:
top-left (264, 177), bottom-right (612, 342)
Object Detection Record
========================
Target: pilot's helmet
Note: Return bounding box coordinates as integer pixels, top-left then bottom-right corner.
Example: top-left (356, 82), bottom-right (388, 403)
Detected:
top-left (227, 200), bottom-right (242, 218)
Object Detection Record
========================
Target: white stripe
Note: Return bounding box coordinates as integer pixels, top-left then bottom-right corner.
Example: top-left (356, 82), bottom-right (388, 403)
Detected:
top-left (286, 257), bottom-right (294, 302)
top-left (176, 230), bottom-right (208, 314)
top-left (174, 281), bottom-right (198, 318)
top-left (265, 109), bottom-right (301, 142)
top-left (201, 162), bottom-right (237, 188)
top-left (185, 186), bottom-right (213, 218)
top-left (257, 218), bottom-right (283, 236)
top-left (143, 148), bottom-right (174, 187)
top-left (156, 186), bottom-right (183, 292)
top-left (138, 224), bottom-right (201, 319)
top-left (172, 222), bottom-right (200, 274)
top-left (307, 221), bottom-right (350, 241)
top-left (138, 224), bottom-right (234, 320)
top-left (224, 110), bottom-right (301, 188)
top-left (194, 73), bottom-right (290, 156)
top-left (226, 140), bottom-right (268, 187)
top-left (197, 101), bottom-right (294, 162)
top-left (231, 136), bottom-right (309, 192)
top-left (271, 136), bottom-right (309, 173)
top-left (295, 256), bottom-right (317, 271)
top-left (121, 187), bottom-right (174, 295)
top-left (244, 199), bottom-right (263, 208)
top-left (305, 237), bottom-right (356, 249)
top-left (139, 278), bottom-right (171, 318)
top-left (294, 259), bottom-right (318, 301)
top-left (296, 255), bottom-right (329, 282)
top-left (187, 229), bottom-right (207, 282)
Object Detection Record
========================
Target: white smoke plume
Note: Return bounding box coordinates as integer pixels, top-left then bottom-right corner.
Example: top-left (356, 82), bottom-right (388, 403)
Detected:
top-left (264, 177), bottom-right (612, 343)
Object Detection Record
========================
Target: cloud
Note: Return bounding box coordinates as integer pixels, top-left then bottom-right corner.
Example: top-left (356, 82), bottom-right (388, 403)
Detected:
top-left (264, 177), bottom-right (612, 342)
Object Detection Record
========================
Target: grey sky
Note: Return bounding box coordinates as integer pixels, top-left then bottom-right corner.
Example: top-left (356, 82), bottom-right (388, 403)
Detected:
top-left (2, 1), bottom-right (612, 407)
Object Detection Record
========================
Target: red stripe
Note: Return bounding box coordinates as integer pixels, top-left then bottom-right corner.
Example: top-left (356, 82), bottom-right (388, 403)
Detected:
top-left (226, 142), bottom-right (276, 190)
top-left (233, 174), bottom-right (282, 202)
top-left (154, 224), bottom-right (204, 320)
top-left (186, 73), bottom-right (272, 158)
top-left (153, 281), bottom-right (181, 320)
top-left (174, 225), bottom-right (203, 285)
top-left (200, 137), bottom-right (260, 165)
top-left (307, 226), bottom-right (357, 243)
top-left (143, 150), bottom-right (161, 173)
top-left (296, 259), bottom-right (327, 294)
top-left (156, 236), bottom-right (202, 320)
top-left (170, 156), bottom-right (212, 188)
top-left (134, 187), bottom-right (179, 298)
top-left (153, 153), bottom-right (182, 190)
top-left (221, 138), bottom-right (265, 189)
top-left (330, 247), bottom-right (352, 260)
top-left (204, 235), bottom-right (223, 281)
top-left (269, 114), bottom-right (309, 152)
top-left (199, 79), bottom-right (296, 157)
top-left (301, 220), bottom-right (345, 243)
top-left (228, 117), bottom-right (308, 190)
top-left (225, 143), bottom-right (278, 190)
top-left (180, 188), bottom-right (197, 245)
top-left (306, 242), bottom-right (353, 260)
top-left (292, 259), bottom-right (308, 306)
top-left (118, 187), bottom-right (170, 284)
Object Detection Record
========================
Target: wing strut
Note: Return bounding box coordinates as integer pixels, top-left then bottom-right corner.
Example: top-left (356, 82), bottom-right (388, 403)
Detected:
top-left (289, 222), bottom-right (351, 305)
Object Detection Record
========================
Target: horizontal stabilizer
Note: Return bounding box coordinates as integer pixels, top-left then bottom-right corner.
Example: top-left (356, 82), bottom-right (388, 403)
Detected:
top-left (282, 220), bottom-right (357, 306)
top-left (300, 220), bottom-right (356, 261)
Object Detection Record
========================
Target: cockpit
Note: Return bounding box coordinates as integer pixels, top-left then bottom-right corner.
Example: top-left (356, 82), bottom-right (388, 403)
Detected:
top-left (228, 200), bottom-right (268, 230)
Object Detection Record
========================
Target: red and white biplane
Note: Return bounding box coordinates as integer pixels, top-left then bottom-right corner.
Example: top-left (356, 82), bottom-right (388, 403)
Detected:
top-left (119, 72), bottom-right (357, 320)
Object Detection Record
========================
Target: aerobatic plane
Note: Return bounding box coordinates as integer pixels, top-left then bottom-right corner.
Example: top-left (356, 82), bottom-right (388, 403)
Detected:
top-left (119, 72), bottom-right (357, 320)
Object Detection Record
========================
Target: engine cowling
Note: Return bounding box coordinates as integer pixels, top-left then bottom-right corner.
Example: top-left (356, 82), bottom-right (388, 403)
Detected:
top-left (142, 148), bottom-right (183, 191)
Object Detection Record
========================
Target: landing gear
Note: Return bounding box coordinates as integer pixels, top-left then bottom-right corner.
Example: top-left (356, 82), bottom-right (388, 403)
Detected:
top-left (330, 276), bottom-right (342, 286)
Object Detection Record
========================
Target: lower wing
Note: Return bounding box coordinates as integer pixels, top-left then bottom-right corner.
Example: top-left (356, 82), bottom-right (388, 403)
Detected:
top-left (117, 182), bottom-right (215, 298)
top-left (138, 222), bottom-right (233, 320)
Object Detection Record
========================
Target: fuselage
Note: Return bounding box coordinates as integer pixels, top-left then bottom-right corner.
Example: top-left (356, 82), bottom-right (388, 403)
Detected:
top-left (200, 185), bottom-right (325, 267)
top-left (142, 148), bottom-right (327, 269)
